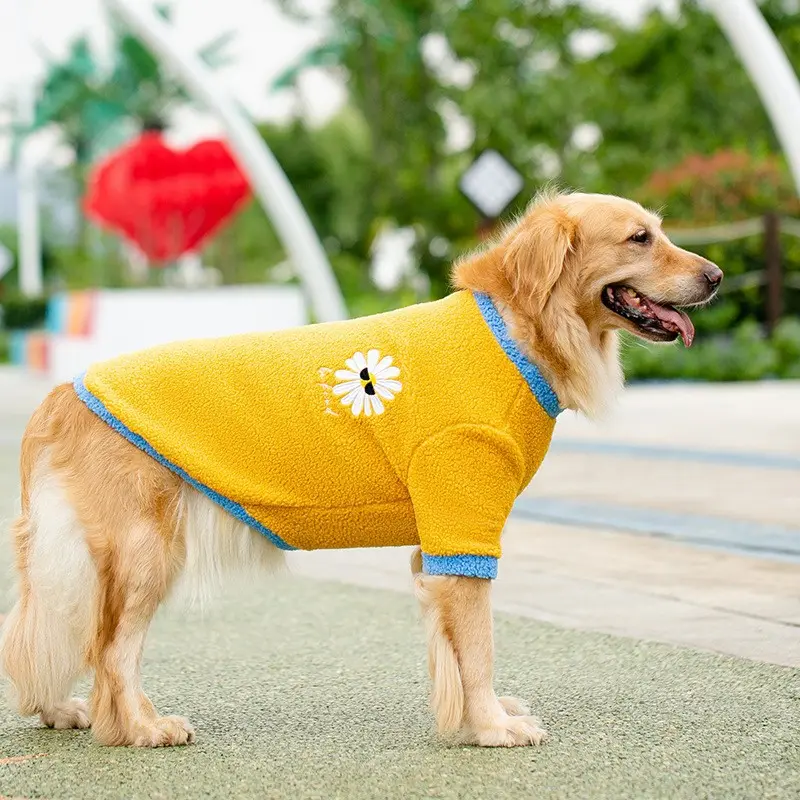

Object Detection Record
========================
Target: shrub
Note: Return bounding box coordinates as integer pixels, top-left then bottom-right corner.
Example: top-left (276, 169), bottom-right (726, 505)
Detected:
top-left (0, 295), bottom-right (48, 330)
top-left (637, 149), bottom-right (800, 334)
top-left (622, 317), bottom-right (800, 382)
top-left (639, 150), bottom-right (800, 223)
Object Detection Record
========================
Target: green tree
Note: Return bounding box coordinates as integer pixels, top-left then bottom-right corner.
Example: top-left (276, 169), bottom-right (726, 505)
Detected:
top-left (269, 0), bottom-right (636, 294)
top-left (16, 6), bottom-right (233, 171)
top-left (270, 0), bottom-right (800, 288)
top-left (569, 0), bottom-right (800, 195)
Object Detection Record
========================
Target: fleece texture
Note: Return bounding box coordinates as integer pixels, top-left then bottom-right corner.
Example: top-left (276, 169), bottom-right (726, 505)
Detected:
top-left (75, 290), bottom-right (560, 579)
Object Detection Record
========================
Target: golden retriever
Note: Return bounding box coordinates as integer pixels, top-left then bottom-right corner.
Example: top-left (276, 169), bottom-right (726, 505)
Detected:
top-left (0, 191), bottom-right (721, 747)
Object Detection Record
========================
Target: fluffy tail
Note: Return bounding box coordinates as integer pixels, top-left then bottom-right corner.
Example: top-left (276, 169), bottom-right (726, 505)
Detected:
top-left (1, 505), bottom-right (94, 716)
top-left (1, 395), bottom-right (97, 716)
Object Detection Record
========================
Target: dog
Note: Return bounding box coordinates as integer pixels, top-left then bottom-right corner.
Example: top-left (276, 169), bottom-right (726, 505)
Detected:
top-left (0, 191), bottom-right (721, 748)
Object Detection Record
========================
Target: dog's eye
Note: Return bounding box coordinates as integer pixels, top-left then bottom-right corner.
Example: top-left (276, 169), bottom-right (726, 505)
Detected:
top-left (629, 230), bottom-right (649, 244)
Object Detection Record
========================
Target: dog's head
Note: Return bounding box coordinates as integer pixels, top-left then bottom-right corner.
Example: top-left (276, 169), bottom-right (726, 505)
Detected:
top-left (501, 192), bottom-right (722, 347)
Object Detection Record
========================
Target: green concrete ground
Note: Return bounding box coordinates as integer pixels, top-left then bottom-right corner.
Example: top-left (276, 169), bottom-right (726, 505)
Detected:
top-left (1, 575), bottom-right (799, 800)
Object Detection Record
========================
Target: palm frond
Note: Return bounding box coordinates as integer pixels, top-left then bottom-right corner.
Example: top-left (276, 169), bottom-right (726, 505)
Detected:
top-left (271, 38), bottom-right (348, 91)
top-left (198, 30), bottom-right (236, 69)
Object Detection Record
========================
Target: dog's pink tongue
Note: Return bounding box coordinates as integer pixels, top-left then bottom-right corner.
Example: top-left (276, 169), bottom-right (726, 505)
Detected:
top-left (651, 304), bottom-right (695, 347)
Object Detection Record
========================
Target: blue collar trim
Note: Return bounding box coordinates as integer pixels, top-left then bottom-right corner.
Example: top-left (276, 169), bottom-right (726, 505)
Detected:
top-left (473, 292), bottom-right (562, 419)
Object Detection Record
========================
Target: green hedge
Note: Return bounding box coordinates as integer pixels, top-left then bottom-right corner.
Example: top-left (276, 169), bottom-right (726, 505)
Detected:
top-left (0, 295), bottom-right (48, 330)
top-left (622, 318), bottom-right (800, 382)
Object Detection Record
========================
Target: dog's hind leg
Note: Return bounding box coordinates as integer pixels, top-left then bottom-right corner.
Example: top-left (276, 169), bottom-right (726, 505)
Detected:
top-left (88, 513), bottom-right (194, 748)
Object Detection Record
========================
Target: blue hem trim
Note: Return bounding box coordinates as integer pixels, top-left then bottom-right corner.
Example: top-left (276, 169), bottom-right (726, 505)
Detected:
top-left (472, 292), bottom-right (562, 418)
top-left (73, 374), bottom-right (296, 552)
top-left (422, 553), bottom-right (498, 579)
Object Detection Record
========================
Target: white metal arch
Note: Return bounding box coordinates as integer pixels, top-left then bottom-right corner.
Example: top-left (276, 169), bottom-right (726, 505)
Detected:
top-left (104, 0), bottom-right (347, 322)
top-left (706, 0), bottom-right (800, 195)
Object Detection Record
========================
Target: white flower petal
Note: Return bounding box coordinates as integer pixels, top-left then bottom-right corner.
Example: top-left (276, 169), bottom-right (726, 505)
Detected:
top-left (335, 369), bottom-right (360, 382)
top-left (366, 349), bottom-right (381, 371)
top-left (352, 352), bottom-right (367, 371)
top-left (374, 355), bottom-right (393, 373)
top-left (378, 366), bottom-right (400, 380)
top-left (340, 386), bottom-right (362, 406)
top-left (374, 383), bottom-right (395, 401)
top-left (363, 394), bottom-right (373, 416)
top-left (345, 357), bottom-right (359, 372)
top-left (370, 394), bottom-right (384, 415)
top-left (378, 379), bottom-right (402, 393)
top-left (351, 390), bottom-right (365, 417)
top-left (333, 380), bottom-right (361, 396)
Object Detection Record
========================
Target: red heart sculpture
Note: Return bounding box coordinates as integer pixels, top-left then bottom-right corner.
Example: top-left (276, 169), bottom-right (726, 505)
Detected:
top-left (84, 132), bottom-right (251, 263)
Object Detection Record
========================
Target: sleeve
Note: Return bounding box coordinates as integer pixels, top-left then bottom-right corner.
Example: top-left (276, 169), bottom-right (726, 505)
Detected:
top-left (406, 424), bottom-right (526, 579)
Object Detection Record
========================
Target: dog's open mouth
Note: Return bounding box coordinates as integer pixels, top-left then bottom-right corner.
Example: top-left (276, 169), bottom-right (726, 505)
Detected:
top-left (602, 285), bottom-right (695, 347)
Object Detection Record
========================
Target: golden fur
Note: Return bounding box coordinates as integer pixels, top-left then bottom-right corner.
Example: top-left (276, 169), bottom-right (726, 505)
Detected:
top-left (455, 190), bottom-right (718, 417)
top-left (0, 192), bottom-right (719, 747)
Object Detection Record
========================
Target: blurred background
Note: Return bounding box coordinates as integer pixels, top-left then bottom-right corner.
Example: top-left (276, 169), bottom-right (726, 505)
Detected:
top-left (1, 0), bottom-right (800, 381)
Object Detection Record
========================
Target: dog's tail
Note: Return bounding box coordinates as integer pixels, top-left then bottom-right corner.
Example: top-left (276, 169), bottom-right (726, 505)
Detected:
top-left (1, 387), bottom-right (96, 716)
top-left (412, 550), bottom-right (465, 734)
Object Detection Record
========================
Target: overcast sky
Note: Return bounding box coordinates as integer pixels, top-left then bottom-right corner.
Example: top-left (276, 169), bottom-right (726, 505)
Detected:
top-left (0, 0), bottom-right (679, 165)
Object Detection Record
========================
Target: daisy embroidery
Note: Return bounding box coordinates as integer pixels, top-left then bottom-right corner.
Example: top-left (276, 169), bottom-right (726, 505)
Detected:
top-left (333, 349), bottom-right (402, 417)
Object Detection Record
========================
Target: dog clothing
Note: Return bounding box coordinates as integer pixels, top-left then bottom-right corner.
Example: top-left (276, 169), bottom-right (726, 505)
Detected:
top-left (75, 291), bottom-right (561, 579)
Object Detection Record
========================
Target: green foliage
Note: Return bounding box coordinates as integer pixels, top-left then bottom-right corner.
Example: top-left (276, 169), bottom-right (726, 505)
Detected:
top-left (0, 295), bottom-right (48, 331)
top-left (202, 114), bottom-right (375, 293)
top-left (0, 226), bottom-right (17, 291)
top-left (623, 317), bottom-right (800, 382)
top-left (274, 0), bottom-right (496, 293)
top-left (267, 0), bottom-right (800, 304)
top-left (639, 151), bottom-right (800, 222)
top-left (0, 329), bottom-right (8, 363)
top-left (569, 0), bottom-right (800, 194)
top-left (23, 5), bottom-right (234, 167)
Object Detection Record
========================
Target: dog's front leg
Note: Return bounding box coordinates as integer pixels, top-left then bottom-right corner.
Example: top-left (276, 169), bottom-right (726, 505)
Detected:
top-left (411, 550), bottom-right (547, 747)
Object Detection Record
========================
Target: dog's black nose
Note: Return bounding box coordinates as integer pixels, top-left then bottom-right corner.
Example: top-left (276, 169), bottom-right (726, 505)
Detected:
top-left (703, 263), bottom-right (723, 288)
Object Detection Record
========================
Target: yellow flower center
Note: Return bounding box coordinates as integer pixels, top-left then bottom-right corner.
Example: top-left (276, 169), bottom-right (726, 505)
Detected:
top-left (359, 367), bottom-right (376, 396)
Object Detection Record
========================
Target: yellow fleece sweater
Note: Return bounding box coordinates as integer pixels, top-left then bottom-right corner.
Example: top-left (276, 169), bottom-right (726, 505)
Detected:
top-left (75, 291), bottom-right (561, 578)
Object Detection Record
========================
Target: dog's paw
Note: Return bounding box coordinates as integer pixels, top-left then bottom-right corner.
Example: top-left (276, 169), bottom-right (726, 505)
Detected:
top-left (466, 713), bottom-right (548, 747)
top-left (132, 715), bottom-right (196, 747)
top-left (498, 696), bottom-right (530, 716)
top-left (41, 698), bottom-right (91, 730)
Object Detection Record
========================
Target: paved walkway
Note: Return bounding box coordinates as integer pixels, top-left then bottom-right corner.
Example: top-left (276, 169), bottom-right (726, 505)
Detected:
top-left (2, 576), bottom-right (798, 800)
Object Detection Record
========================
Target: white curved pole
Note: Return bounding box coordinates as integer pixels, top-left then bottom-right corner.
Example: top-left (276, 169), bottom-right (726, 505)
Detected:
top-left (706, 0), bottom-right (800, 195)
top-left (14, 0), bottom-right (43, 297)
top-left (104, 0), bottom-right (347, 321)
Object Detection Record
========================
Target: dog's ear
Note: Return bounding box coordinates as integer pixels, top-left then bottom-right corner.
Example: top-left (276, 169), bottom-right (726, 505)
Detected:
top-left (503, 200), bottom-right (577, 314)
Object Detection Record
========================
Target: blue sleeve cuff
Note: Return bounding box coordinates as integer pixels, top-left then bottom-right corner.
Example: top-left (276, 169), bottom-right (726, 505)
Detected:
top-left (421, 553), bottom-right (498, 579)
